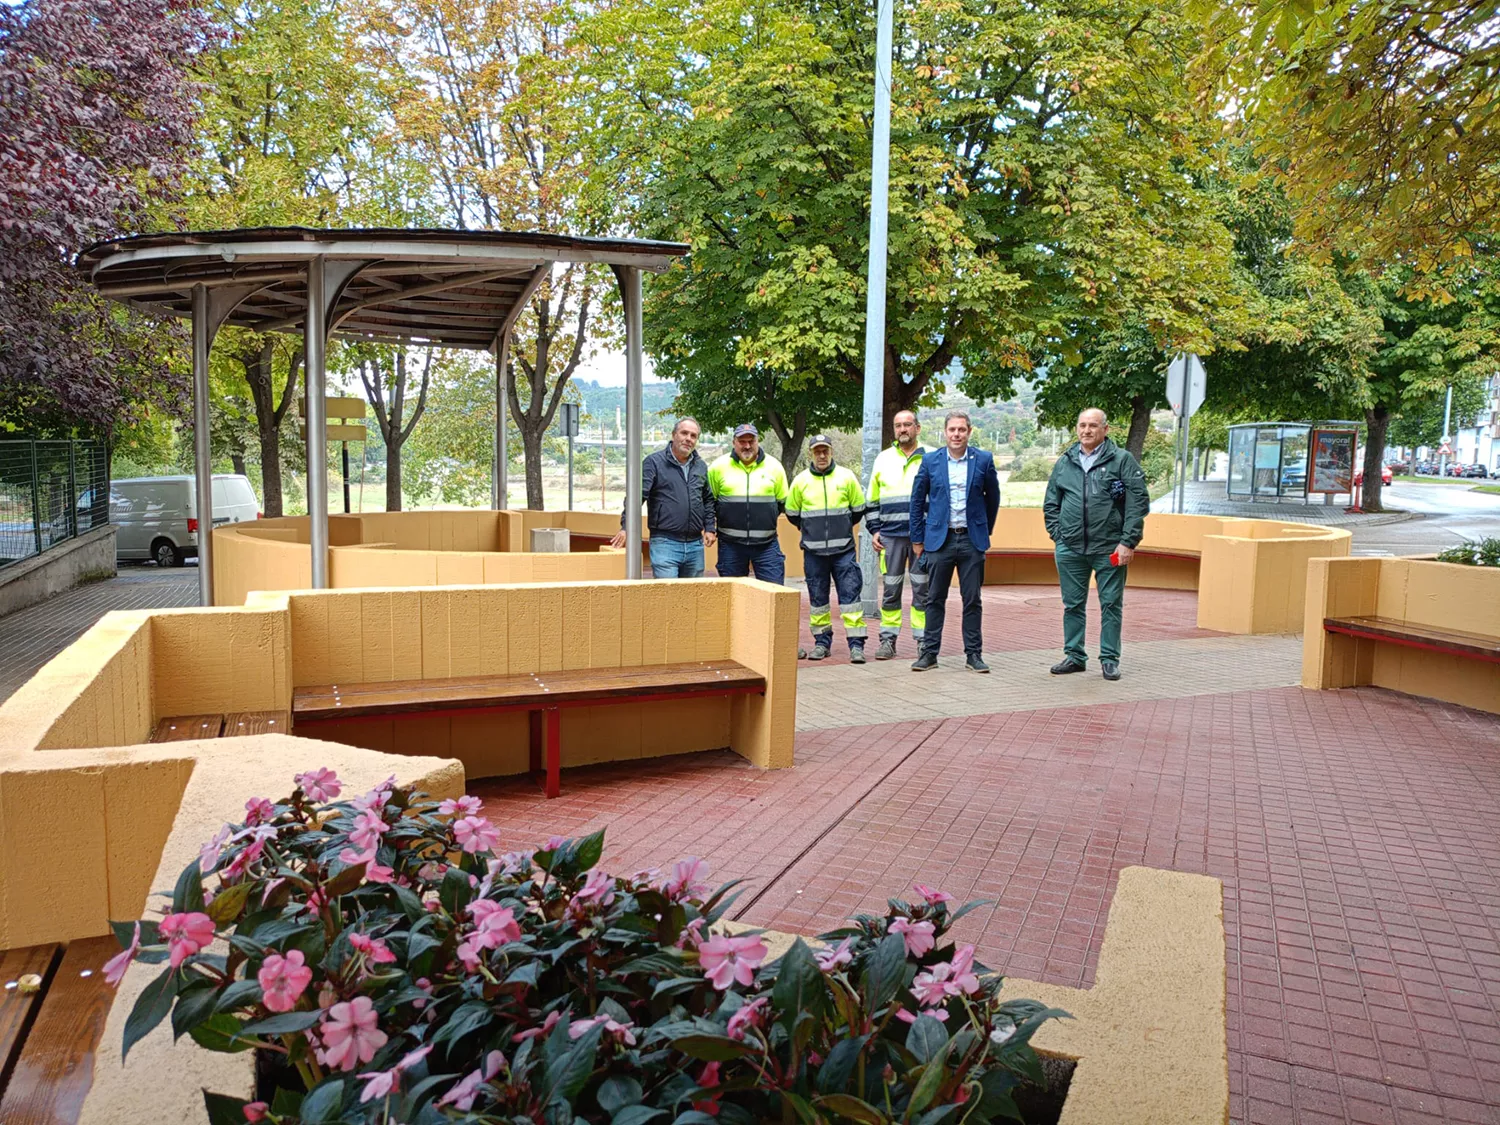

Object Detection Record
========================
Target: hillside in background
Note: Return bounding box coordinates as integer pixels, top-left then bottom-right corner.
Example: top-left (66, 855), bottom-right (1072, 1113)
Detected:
top-left (572, 380), bottom-right (681, 433)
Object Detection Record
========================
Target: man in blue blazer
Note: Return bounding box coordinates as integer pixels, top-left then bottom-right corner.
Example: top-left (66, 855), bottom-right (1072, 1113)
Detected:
top-left (908, 410), bottom-right (1001, 672)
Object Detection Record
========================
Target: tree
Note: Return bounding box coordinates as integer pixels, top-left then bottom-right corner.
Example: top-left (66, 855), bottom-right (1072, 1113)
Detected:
top-left (356, 346), bottom-right (433, 511)
top-left (573, 0), bottom-right (1241, 445)
top-left (1387, 375), bottom-right (1490, 452)
top-left (1197, 0), bottom-right (1500, 272)
top-left (0, 0), bottom-right (212, 432)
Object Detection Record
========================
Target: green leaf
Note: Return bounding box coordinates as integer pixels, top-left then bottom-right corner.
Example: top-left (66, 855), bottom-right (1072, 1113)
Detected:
top-left (613, 1107), bottom-right (668, 1125)
top-left (574, 828), bottom-right (606, 871)
top-left (505, 959), bottom-right (543, 987)
top-left (300, 1078), bottom-right (345, 1123)
top-left (270, 1086), bottom-right (304, 1117)
top-left (862, 933), bottom-right (906, 1010)
top-left (203, 1091), bottom-right (252, 1125)
top-left (815, 1034), bottom-right (869, 1095)
top-left (393, 882), bottom-right (426, 922)
top-left (238, 1010), bottom-right (323, 1037)
top-left (439, 864), bottom-right (472, 916)
top-left (780, 1090), bottom-right (820, 1125)
top-left (190, 1013), bottom-right (254, 1053)
top-left (432, 999), bottom-right (494, 1046)
top-left (904, 1016), bottom-right (948, 1065)
top-left (544, 1022), bottom-right (601, 1103)
top-left (975, 1071), bottom-right (1022, 1123)
top-left (323, 861), bottom-right (368, 899)
top-left (772, 938), bottom-right (827, 1031)
top-left (906, 1058), bottom-right (947, 1117)
top-left (670, 1034), bottom-right (757, 1061)
top-left (215, 978), bottom-right (263, 1012)
top-left (172, 862), bottom-right (206, 915)
top-left (122, 966), bottom-right (179, 1060)
top-left (598, 1075), bottom-right (645, 1114)
top-left (206, 881), bottom-right (254, 926)
top-left (112, 918), bottom-right (159, 948)
top-left (814, 1093), bottom-right (887, 1125)
top-left (171, 978), bottom-right (221, 1041)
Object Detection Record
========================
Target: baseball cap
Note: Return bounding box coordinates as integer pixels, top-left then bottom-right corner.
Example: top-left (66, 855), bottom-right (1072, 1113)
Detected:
top-left (732, 423), bottom-right (759, 438)
top-left (808, 434), bottom-right (833, 449)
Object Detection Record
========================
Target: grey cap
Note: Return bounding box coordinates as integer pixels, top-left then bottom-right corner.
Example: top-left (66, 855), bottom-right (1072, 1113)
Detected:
top-left (808, 434), bottom-right (833, 449)
top-left (732, 423), bottom-right (759, 438)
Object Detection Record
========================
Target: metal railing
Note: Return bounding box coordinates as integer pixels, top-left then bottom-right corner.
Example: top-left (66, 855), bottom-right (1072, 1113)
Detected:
top-left (0, 440), bottom-right (110, 569)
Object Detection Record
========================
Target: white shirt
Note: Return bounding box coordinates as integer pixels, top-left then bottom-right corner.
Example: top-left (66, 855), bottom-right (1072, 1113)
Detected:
top-left (946, 449), bottom-right (970, 528)
top-left (1078, 443), bottom-right (1105, 471)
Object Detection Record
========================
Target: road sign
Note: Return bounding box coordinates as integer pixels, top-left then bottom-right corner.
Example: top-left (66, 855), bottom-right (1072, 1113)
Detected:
top-left (300, 423), bottom-right (367, 442)
top-left (300, 396), bottom-right (367, 420)
top-left (1438, 441), bottom-right (1454, 456)
top-left (1166, 353), bottom-right (1206, 418)
top-left (559, 402), bottom-right (580, 438)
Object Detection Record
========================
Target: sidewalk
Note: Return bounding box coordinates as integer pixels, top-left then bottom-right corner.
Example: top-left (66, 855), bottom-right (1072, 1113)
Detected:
top-left (1152, 479), bottom-right (1417, 528)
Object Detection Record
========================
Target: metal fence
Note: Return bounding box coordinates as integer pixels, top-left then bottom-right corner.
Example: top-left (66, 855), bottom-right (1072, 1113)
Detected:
top-left (0, 440), bottom-right (110, 569)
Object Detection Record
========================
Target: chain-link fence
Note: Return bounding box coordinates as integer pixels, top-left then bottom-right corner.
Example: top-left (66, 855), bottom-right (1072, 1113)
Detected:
top-left (0, 440), bottom-right (110, 569)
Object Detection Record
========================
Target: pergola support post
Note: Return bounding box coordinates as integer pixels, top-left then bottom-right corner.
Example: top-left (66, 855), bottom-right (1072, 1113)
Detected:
top-left (191, 285), bottom-right (215, 606)
top-left (614, 265), bottom-right (644, 580)
top-left (494, 336), bottom-right (510, 510)
top-left (305, 257), bottom-right (330, 588)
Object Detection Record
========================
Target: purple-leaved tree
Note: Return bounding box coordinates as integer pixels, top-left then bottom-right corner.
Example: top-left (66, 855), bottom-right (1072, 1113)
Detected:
top-left (0, 0), bottom-right (215, 432)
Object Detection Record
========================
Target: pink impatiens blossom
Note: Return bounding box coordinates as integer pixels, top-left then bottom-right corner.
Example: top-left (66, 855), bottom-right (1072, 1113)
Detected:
top-left (242, 1103), bottom-right (269, 1122)
top-left (660, 857), bottom-right (711, 901)
top-left (453, 815), bottom-right (500, 854)
top-left (437, 1049), bottom-right (506, 1111)
top-left (494, 850), bottom-right (533, 877)
top-left (468, 900), bottom-right (522, 943)
top-left (911, 945), bottom-right (981, 1007)
top-left (349, 932), bottom-right (397, 965)
top-left (244, 797), bottom-right (276, 826)
top-left (160, 911), bottom-right (216, 968)
top-left (321, 996), bottom-right (388, 1072)
top-left (543, 834), bottom-right (569, 850)
top-left (294, 767), bottom-right (342, 803)
top-left (102, 922), bottom-right (140, 986)
top-left (258, 949), bottom-right (313, 1012)
top-left (815, 936), bottom-right (856, 972)
top-left (512, 1010), bottom-right (562, 1042)
top-left (725, 996), bottom-right (769, 1041)
top-left (913, 883), bottom-right (956, 906)
top-left (889, 916), bottom-right (936, 958)
top-left (221, 836), bottom-right (266, 881)
top-left (895, 1006), bottom-right (949, 1024)
top-left (357, 1044), bottom-right (432, 1103)
top-left (569, 1014), bottom-right (637, 1045)
top-left (693, 1060), bottom-right (722, 1114)
top-left (697, 933), bottom-right (768, 990)
top-left (350, 777), bottom-right (396, 814)
top-left (198, 825), bottom-right (232, 873)
top-left (438, 795), bottom-right (483, 818)
top-left (677, 917), bottom-right (707, 950)
top-left (349, 809), bottom-right (389, 853)
top-left (572, 870), bottom-right (616, 910)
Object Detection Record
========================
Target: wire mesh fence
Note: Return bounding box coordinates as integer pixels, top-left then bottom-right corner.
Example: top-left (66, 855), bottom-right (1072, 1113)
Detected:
top-left (0, 440), bottom-right (110, 569)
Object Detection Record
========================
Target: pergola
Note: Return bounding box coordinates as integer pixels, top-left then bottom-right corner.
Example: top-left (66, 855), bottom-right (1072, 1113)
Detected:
top-left (78, 227), bottom-right (688, 605)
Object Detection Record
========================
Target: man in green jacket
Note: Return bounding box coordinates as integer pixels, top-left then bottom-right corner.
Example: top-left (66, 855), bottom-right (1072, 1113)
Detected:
top-left (1042, 409), bottom-right (1149, 681)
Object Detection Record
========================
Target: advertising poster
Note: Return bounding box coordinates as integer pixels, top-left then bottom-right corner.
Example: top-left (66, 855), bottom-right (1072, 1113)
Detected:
top-left (1309, 428), bottom-right (1357, 493)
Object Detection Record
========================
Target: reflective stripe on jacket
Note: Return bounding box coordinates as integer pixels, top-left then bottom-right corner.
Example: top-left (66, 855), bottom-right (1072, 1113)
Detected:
top-left (786, 462), bottom-right (865, 556)
top-left (865, 443), bottom-right (928, 538)
top-left (707, 450), bottom-right (788, 545)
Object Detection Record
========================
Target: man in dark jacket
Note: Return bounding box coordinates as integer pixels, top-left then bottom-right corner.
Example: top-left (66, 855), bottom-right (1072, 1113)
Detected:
top-left (613, 417), bottom-right (716, 577)
top-left (1042, 408), bottom-right (1149, 680)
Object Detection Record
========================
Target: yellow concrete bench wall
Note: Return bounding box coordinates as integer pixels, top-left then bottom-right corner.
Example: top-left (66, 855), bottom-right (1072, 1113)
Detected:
top-left (267, 578), bottom-right (798, 777)
top-left (1302, 556), bottom-right (1500, 714)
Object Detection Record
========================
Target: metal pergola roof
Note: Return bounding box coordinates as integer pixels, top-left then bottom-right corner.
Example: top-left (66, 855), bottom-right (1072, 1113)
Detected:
top-left (79, 227), bottom-right (689, 604)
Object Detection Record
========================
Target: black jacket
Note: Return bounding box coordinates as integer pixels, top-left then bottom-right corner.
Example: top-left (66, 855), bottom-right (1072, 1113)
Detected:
top-left (623, 444), bottom-right (716, 539)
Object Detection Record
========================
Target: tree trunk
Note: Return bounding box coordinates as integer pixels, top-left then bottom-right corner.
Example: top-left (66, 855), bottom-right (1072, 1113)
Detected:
top-left (385, 442), bottom-right (402, 511)
top-left (520, 430), bottom-right (545, 509)
top-left (231, 451), bottom-right (247, 477)
top-left (258, 425), bottom-right (283, 516)
top-left (239, 338), bottom-right (299, 518)
top-left (767, 407), bottom-right (808, 474)
top-left (361, 348), bottom-right (432, 515)
top-left (1361, 406), bottom-right (1391, 512)
top-left (1124, 394), bottom-right (1150, 459)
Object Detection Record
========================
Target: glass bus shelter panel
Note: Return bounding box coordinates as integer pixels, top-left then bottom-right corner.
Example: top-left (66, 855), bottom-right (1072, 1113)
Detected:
top-left (1280, 427), bottom-right (1310, 496)
top-left (1254, 427), bottom-right (1285, 496)
top-left (1228, 426), bottom-right (1256, 497)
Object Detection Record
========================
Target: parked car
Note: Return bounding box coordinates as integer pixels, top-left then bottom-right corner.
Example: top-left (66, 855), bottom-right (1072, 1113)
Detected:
top-left (111, 474), bottom-right (260, 567)
top-left (1458, 463), bottom-right (1489, 478)
top-left (1415, 461), bottom-right (1438, 475)
top-left (1491, 465), bottom-right (1500, 479)
top-left (1354, 464), bottom-right (1394, 487)
top-left (1387, 459), bottom-right (1411, 475)
top-left (1279, 458), bottom-right (1307, 491)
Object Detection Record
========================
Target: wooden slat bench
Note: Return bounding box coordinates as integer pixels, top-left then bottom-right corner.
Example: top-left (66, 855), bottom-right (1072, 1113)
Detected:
top-left (292, 661), bottom-right (766, 798)
top-left (150, 710), bottom-right (290, 743)
top-left (0, 937), bottom-right (119, 1124)
top-left (1323, 616), bottom-right (1500, 665)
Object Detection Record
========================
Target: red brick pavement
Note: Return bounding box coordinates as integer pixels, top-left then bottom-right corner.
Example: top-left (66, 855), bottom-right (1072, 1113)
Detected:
top-left (794, 583), bottom-right (1220, 665)
top-left (470, 684), bottom-right (1500, 1124)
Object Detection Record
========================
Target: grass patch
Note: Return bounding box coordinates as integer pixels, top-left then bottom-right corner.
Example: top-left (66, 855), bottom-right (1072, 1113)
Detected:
top-left (1391, 474), bottom-right (1475, 485)
top-left (1474, 484), bottom-right (1500, 496)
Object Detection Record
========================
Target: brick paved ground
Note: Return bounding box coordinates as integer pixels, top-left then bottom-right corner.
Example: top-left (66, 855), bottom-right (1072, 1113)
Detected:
top-left (0, 564), bottom-right (197, 700)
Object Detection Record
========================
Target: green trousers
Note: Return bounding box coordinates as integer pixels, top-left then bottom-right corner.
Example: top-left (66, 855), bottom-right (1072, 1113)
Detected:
top-left (1055, 542), bottom-right (1126, 665)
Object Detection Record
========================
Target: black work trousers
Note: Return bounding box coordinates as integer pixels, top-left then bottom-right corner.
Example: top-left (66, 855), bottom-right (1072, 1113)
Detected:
top-left (921, 528), bottom-right (986, 657)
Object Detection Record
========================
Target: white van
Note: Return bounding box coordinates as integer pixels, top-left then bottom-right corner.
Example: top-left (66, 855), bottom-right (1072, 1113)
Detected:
top-left (110, 474), bottom-right (261, 566)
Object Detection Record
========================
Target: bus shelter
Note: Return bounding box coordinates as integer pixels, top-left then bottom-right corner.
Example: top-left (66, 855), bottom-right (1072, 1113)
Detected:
top-left (78, 227), bottom-right (687, 604)
top-left (1227, 422), bottom-right (1360, 503)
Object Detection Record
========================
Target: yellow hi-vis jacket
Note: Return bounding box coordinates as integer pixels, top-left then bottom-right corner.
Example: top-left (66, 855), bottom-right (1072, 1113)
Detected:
top-left (707, 449), bottom-right (788, 546)
top-left (865, 443), bottom-right (929, 539)
top-left (786, 462), bottom-right (865, 556)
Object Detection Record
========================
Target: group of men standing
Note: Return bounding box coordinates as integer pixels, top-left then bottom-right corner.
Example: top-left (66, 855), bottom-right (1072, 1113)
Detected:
top-left (616, 407), bottom-right (1149, 678)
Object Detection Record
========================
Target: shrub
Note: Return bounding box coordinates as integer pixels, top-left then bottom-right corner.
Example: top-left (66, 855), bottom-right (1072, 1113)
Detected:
top-left (1436, 537), bottom-right (1500, 567)
top-left (106, 771), bottom-right (1067, 1124)
top-left (1006, 459), bottom-right (1053, 483)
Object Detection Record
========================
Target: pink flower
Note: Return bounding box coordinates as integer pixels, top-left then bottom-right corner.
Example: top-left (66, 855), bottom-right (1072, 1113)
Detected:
top-left (543, 835), bottom-right (569, 850)
top-left (243, 1103), bottom-right (269, 1123)
top-left (358, 1044), bottom-right (432, 1103)
top-left (351, 778), bottom-right (396, 814)
top-left (365, 859), bottom-right (395, 884)
top-left (895, 1007), bottom-right (949, 1024)
top-left (103, 922), bottom-right (140, 986)
top-left (494, 850), bottom-right (533, 877)
top-left (570, 1014), bottom-right (637, 1045)
top-left (439, 795), bottom-right (483, 818)
top-left (222, 836), bottom-right (266, 881)
top-left (677, 917), bottom-right (707, 950)
top-left (258, 949), bottom-right (313, 1012)
top-left (321, 996), bottom-right (388, 1072)
top-left (697, 933), bottom-right (768, 990)
top-left (725, 996), bottom-right (769, 1040)
top-left (815, 936), bottom-right (856, 972)
top-left (911, 945), bottom-right (980, 1007)
top-left (437, 1049), bottom-right (506, 1111)
top-left (349, 810), bottom-right (389, 853)
top-left (512, 1010), bottom-right (562, 1042)
top-left (661, 857), bottom-right (711, 901)
top-left (294, 767), bottom-right (342, 803)
top-left (453, 816), bottom-right (500, 855)
top-left (469, 901), bottom-right (522, 942)
top-left (572, 870), bottom-right (616, 909)
top-left (349, 932), bottom-right (398, 965)
top-left (160, 911), bottom-right (216, 968)
top-left (199, 825), bottom-right (233, 874)
top-left (693, 1060), bottom-right (722, 1114)
top-left (244, 797), bottom-right (276, 826)
top-left (914, 883), bottom-right (955, 906)
top-left (889, 917), bottom-right (936, 958)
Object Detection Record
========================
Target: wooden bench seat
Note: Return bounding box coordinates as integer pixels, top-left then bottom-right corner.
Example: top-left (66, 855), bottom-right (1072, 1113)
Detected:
top-left (292, 661), bottom-right (766, 797)
top-left (1323, 615), bottom-right (1500, 664)
top-left (0, 937), bottom-right (119, 1124)
top-left (150, 710), bottom-right (290, 743)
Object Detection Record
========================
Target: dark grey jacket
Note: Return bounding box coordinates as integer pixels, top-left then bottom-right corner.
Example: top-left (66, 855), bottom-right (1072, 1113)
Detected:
top-left (1042, 439), bottom-right (1149, 555)
top-left (622, 444), bottom-right (716, 539)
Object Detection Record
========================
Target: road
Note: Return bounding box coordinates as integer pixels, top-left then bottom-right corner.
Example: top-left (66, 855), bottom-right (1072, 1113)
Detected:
top-left (1351, 481), bottom-right (1500, 555)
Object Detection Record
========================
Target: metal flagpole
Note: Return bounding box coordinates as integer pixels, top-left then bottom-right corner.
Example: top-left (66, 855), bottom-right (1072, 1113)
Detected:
top-left (859, 0), bottom-right (895, 615)
top-left (190, 284), bottom-right (215, 605)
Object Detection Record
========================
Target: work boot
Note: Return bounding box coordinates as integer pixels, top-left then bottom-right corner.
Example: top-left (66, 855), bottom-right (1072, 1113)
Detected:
top-left (1050, 659), bottom-right (1086, 675)
top-left (911, 652), bottom-right (937, 671)
top-left (797, 647), bottom-right (808, 659)
top-left (1101, 661), bottom-right (1122, 681)
top-left (849, 645), bottom-right (866, 665)
top-left (966, 654), bottom-right (991, 674)
top-left (875, 637), bottom-right (897, 661)
top-left (808, 644), bottom-right (831, 661)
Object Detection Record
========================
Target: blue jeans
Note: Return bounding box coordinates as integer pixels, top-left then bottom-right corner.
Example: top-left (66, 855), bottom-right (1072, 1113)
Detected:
top-left (648, 535), bottom-right (705, 578)
top-left (716, 538), bottom-right (785, 584)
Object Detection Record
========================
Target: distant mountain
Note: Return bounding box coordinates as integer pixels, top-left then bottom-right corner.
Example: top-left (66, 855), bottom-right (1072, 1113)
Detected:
top-left (571, 379), bottom-right (680, 426)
